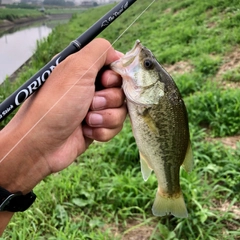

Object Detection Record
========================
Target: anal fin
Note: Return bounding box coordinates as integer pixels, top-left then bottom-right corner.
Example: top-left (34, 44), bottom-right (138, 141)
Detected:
top-left (182, 141), bottom-right (194, 173)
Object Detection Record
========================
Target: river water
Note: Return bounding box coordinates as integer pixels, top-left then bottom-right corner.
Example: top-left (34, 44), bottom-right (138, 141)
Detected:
top-left (0, 17), bottom-right (70, 84)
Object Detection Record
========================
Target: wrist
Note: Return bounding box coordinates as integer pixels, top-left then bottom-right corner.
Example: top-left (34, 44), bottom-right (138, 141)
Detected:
top-left (0, 123), bottom-right (50, 194)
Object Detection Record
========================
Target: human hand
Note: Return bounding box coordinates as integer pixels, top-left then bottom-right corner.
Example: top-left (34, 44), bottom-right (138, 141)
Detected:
top-left (0, 38), bottom-right (127, 194)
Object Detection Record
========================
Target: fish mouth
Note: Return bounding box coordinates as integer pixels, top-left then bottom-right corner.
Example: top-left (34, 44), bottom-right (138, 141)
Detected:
top-left (110, 40), bottom-right (143, 74)
top-left (122, 39), bottom-right (142, 67)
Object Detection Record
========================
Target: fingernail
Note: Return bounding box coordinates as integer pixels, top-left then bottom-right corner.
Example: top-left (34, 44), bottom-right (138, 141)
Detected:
top-left (89, 113), bottom-right (103, 125)
top-left (92, 96), bottom-right (107, 110)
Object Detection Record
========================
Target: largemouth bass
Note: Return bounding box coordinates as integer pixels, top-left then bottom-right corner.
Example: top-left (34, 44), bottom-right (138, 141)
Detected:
top-left (110, 40), bottom-right (193, 218)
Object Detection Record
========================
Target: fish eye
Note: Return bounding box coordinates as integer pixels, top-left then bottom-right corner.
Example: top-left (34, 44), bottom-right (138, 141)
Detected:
top-left (143, 59), bottom-right (153, 69)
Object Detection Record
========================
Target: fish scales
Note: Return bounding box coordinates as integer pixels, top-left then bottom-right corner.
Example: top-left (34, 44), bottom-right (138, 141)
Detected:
top-left (110, 40), bottom-right (193, 218)
top-left (129, 93), bottom-right (188, 196)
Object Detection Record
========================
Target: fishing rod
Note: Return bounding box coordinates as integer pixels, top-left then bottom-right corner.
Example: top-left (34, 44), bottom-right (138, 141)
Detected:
top-left (0, 0), bottom-right (137, 121)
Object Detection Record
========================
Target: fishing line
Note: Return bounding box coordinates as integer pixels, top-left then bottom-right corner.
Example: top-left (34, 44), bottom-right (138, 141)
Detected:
top-left (0, 0), bottom-right (156, 165)
top-left (111, 0), bottom-right (156, 47)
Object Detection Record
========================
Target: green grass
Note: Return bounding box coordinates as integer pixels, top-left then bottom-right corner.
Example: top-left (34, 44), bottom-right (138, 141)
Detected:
top-left (186, 86), bottom-right (240, 137)
top-left (0, 6), bottom-right (82, 22)
top-left (0, 8), bottom-right (43, 21)
top-left (1, 0), bottom-right (240, 239)
top-left (222, 67), bottom-right (240, 82)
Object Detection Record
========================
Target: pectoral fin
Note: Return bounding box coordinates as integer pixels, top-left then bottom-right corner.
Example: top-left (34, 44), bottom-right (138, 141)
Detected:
top-left (140, 152), bottom-right (152, 181)
top-left (182, 141), bottom-right (193, 173)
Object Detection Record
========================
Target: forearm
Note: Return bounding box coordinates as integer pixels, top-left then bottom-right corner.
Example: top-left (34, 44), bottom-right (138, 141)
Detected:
top-left (0, 212), bottom-right (14, 236)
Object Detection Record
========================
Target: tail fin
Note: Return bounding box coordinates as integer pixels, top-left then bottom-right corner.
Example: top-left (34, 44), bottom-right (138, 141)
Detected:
top-left (152, 190), bottom-right (188, 218)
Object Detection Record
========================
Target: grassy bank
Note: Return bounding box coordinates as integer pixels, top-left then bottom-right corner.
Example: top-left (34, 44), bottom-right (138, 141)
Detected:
top-left (0, 7), bottom-right (83, 23)
top-left (0, 8), bottom-right (43, 22)
top-left (1, 0), bottom-right (240, 239)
